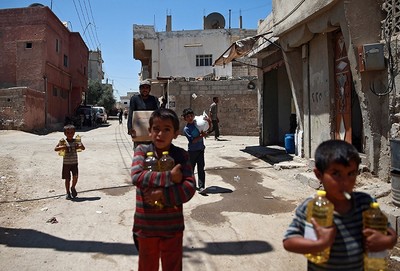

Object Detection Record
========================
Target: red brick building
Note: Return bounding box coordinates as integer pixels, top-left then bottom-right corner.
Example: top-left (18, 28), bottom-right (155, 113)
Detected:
top-left (0, 5), bottom-right (88, 130)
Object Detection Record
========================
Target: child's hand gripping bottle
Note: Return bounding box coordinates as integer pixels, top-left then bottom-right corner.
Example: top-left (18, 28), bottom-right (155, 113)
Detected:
top-left (75, 134), bottom-right (82, 152)
top-left (363, 202), bottom-right (388, 271)
top-left (58, 138), bottom-right (66, 157)
top-left (304, 190), bottom-right (334, 264)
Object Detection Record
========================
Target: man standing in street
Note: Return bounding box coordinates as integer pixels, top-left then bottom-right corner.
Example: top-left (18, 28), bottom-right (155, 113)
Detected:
top-left (127, 80), bottom-right (159, 146)
top-left (208, 96), bottom-right (220, 141)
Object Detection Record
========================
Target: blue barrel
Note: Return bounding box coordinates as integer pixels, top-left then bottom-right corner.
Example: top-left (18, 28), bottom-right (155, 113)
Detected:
top-left (284, 133), bottom-right (295, 154)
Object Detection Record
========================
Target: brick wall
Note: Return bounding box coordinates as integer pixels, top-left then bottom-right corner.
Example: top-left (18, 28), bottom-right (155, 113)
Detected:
top-left (0, 87), bottom-right (45, 131)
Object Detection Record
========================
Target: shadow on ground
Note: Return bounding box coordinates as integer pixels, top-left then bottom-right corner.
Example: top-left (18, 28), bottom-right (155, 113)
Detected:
top-left (0, 227), bottom-right (272, 257)
top-left (241, 145), bottom-right (294, 165)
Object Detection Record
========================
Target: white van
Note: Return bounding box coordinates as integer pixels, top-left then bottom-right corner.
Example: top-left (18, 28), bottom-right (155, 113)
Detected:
top-left (93, 106), bottom-right (107, 124)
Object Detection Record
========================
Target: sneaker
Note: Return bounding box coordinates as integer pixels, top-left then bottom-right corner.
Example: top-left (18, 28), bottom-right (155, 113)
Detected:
top-left (198, 188), bottom-right (207, 195)
top-left (71, 187), bottom-right (77, 198)
top-left (66, 193), bottom-right (72, 200)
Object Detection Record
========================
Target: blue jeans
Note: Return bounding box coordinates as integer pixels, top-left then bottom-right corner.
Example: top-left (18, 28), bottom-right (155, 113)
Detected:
top-left (189, 149), bottom-right (205, 189)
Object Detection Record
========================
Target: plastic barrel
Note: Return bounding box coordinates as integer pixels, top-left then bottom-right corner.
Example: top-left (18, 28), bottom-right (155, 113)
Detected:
top-left (284, 133), bottom-right (295, 154)
top-left (391, 170), bottom-right (400, 207)
top-left (390, 139), bottom-right (400, 171)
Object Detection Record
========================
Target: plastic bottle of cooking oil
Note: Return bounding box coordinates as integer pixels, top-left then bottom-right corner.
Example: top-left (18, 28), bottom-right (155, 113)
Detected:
top-left (363, 202), bottom-right (388, 271)
top-left (159, 151), bottom-right (175, 171)
top-left (143, 152), bottom-right (163, 208)
top-left (58, 138), bottom-right (66, 157)
top-left (75, 134), bottom-right (82, 152)
top-left (144, 152), bottom-right (158, 171)
top-left (304, 190), bottom-right (334, 264)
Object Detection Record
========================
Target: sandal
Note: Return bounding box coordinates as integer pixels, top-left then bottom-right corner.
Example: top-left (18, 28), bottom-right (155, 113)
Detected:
top-left (71, 188), bottom-right (77, 198)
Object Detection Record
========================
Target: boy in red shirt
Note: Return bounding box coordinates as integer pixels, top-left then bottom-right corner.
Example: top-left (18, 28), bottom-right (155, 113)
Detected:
top-left (131, 108), bottom-right (196, 271)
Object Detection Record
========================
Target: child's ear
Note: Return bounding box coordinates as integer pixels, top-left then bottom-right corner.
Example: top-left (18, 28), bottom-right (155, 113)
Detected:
top-left (313, 168), bottom-right (323, 181)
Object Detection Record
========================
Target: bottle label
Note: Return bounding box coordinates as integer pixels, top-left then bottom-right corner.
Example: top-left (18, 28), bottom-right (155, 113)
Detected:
top-left (367, 250), bottom-right (388, 258)
top-left (304, 222), bottom-right (317, 241)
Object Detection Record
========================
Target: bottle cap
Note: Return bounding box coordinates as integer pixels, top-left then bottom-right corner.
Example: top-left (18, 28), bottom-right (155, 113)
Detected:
top-left (146, 152), bottom-right (154, 156)
top-left (162, 151), bottom-right (169, 155)
top-left (317, 190), bottom-right (326, 196)
top-left (370, 202), bottom-right (379, 208)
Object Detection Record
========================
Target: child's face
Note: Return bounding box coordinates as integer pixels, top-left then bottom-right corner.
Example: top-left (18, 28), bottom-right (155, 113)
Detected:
top-left (64, 128), bottom-right (75, 140)
top-left (314, 160), bottom-right (358, 202)
top-left (184, 113), bottom-right (195, 124)
top-left (148, 117), bottom-right (179, 151)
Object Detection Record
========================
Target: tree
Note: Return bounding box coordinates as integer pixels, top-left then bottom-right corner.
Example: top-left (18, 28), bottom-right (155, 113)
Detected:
top-left (86, 79), bottom-right (116, 113)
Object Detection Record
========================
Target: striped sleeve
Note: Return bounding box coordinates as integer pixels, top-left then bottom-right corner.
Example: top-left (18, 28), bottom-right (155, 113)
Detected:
top-left (131, 144), bottom-right (177, 188)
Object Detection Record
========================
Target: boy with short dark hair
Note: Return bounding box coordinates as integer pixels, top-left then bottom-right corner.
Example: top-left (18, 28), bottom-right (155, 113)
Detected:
top-left (182, 108), bottom-right (208, 194)
top-left (283, 140), bottom-right (397, 270)
top-left (131, 108), bottom-right (196, 271)
top-left (54, 124), bottom-right (85, 200)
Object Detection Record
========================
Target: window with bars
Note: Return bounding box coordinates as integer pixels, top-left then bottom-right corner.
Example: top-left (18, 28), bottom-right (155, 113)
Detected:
top-left (383, 0), bottom-right (400, 36)
top-left (196, 54), bottom-right (213, 66)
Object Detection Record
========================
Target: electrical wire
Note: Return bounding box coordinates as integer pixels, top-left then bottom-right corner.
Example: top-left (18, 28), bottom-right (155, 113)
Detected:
top-left (369, 7), bottom-right (397, 96)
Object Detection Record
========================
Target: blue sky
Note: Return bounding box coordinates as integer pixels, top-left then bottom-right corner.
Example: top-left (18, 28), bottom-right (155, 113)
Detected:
top-left (1, 1), bottom-right (272, 99)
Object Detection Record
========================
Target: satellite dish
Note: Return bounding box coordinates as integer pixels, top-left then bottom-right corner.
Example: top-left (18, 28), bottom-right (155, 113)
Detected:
top-left (29, 3), bottom-right (45, 7)
top-left (204, 12), bottom-right (225, 29)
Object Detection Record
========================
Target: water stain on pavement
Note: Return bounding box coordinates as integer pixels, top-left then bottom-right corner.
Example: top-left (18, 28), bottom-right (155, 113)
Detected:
top-left (191, 157), bottom-right (296, 225)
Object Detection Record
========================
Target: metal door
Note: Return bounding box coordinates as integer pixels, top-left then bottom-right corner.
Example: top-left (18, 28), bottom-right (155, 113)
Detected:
top-left (334, 31), bottom-right (352, 143)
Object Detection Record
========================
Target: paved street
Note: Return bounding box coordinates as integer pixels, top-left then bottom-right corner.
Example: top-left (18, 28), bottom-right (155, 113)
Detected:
top-left (0, 119), bottom-right (399, 270)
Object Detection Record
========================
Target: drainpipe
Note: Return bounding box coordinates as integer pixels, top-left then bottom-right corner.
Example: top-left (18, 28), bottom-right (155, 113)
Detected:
top-left (69, 80), bottom-right (72, 116)
top-left (306, 42), bottom-right (311, 157)
top-left (43, 75), bottom-right (48, 128)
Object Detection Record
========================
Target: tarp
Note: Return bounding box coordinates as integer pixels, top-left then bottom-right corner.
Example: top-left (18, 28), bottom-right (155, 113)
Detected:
top-left (213, 32), bottom-right (272, 66)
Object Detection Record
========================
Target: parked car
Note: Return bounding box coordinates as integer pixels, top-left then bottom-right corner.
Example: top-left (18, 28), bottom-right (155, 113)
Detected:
top-left (93, 106), bottom-right (107, 124)
top-left (76, 105), bottom-right (94, 127)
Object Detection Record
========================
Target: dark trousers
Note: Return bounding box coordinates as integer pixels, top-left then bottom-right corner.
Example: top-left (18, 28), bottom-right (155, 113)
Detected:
top-left (189, 149), bottom-right (205, 189)
top-left (209, 120), bottom-right (220, 139)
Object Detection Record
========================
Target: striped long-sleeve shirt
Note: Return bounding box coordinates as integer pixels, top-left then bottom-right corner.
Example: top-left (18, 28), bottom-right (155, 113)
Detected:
top-left (131, 143), bottom-right (196, 237)
top-left (283, 192), bottom-right (374, 271)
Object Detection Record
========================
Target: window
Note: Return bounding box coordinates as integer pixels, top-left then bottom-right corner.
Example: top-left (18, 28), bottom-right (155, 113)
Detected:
top-left (53, 86), bottom-right (58, 96)
top-left (63, 54), bottom-right (68, 67)
top-left (56, 39), bottom-right (59, 52)
top-left (196, 54), bottom-right (212, 66)
top-left (26, 42), bottom-right (32, 49)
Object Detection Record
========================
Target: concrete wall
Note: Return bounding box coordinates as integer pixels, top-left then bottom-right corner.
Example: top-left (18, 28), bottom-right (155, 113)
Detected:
top-left (151, 80), bottom-right (259, 136)
top-left (273, 0), bottom-right (338, 37)
top-left (270, 0), bottom-right (390, 177)
top-left (133, 25), bottom-right (257, 80)
top-left (308, 33), bottom-right (334, 155)
top-left (0, 87), bottom-right (45, 131)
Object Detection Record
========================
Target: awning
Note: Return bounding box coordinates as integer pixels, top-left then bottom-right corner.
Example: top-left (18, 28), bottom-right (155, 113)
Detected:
top-left (213, 32), bottom-right (273, 66)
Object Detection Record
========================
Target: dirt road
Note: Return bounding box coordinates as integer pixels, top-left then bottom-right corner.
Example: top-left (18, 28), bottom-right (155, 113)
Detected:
top-left (1, 119), bottom-right (398, 270)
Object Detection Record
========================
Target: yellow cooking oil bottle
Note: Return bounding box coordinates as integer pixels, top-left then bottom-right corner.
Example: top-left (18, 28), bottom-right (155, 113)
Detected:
top-left (58, 138), bottom-right (66, 157)
top-left (144, 152), bottom-right (158, 171)
top-left (363, 202), bottom-right (388, 271)
top-left (159, 151), bottom-right (175, 171)
top-left (75, 134), bottom-right (82, 152)
top-left (304, 190), bottom-right (334, 264)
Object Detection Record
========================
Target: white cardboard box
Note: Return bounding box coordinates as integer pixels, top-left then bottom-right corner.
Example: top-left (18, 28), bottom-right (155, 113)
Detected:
top-left (132, 111), bottom-right (153, 142)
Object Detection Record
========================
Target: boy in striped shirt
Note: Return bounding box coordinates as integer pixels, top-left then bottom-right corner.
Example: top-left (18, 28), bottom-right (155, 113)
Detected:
top-left (131, 108), bottom-right (196, 271)
top-left (283, 140), bottom-right (397, 270)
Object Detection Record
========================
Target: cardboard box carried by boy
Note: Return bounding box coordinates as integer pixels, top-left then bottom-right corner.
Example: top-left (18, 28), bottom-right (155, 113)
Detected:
top-left (132, 111), bottom-right (152, 142)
